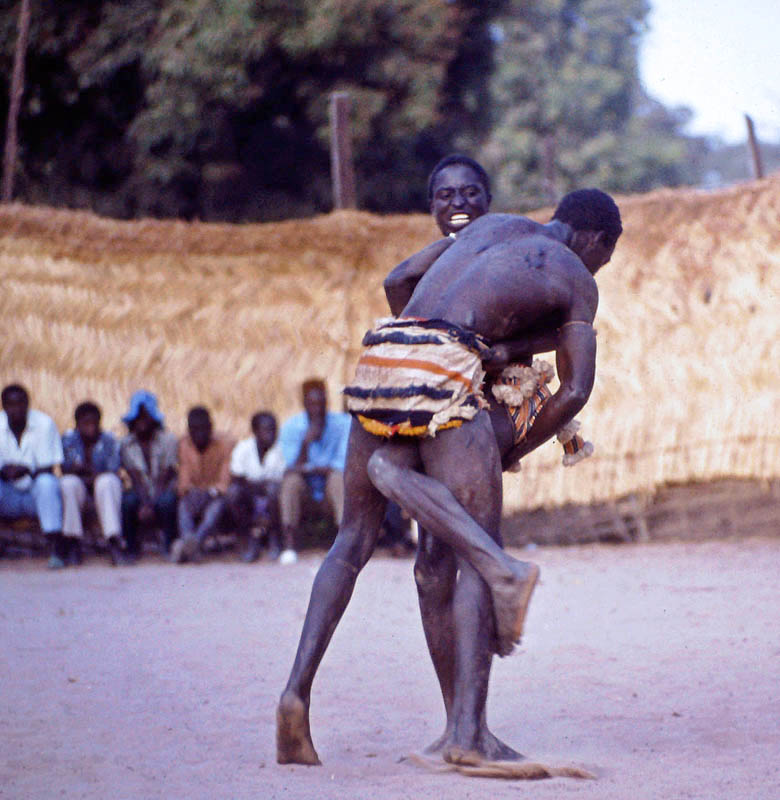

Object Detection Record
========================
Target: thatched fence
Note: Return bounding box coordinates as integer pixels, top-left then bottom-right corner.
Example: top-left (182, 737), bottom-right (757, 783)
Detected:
top-left (1, 176), bottom-right (778, 516)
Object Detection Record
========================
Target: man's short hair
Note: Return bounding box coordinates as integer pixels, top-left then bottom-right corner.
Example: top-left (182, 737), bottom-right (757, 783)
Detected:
top-left (75, 401), bottom-right (101, 422)
top-left (187, 405), bottom-right (211, 426)
top-left (301, 379), bottom-right (326, 402)
top-left (1, 383), bottom-right (29, 406)
top-left (251, 411), bottom-right (277, 431)
top-left (552, 189), bottom-right (622, 248)
top-left (427, 154), bottom-right (492, 204)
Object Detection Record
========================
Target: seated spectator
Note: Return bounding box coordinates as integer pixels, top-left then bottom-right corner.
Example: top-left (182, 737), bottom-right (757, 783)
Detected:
top-left (0, 383), bottom-right (65, 569)
top-left (171, 405), bottom-right (234, 564)
top-left (61, 401), bottom-right (128, 566)
top-left (378, 500), bottom-right (415, 558)
top-left (120, 390), bottom-right (178, 558)
top-left (278, 379), bottom-right (350, 565)
top-left (226, 411), bottom-right (286, 563)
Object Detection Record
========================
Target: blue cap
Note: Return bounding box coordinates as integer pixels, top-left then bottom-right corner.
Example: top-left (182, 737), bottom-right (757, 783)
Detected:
top-left (122, 390), bottom-right (165, 426)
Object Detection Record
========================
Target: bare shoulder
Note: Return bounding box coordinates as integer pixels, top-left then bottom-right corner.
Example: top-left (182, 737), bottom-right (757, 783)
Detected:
top-left (457, 212), bottom-right (542, 243)
top-left (518, 234), bottom-right (599, 317)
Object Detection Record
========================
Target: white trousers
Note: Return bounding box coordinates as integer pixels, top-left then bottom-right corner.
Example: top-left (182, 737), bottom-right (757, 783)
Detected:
top-left (60, 473), bottom-right (122, 540)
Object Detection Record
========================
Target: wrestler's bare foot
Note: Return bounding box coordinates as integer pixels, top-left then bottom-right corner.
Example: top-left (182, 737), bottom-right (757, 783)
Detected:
top-left (276, 690), bottom-right (321, 765)
top-left (491, 559), bottom-right (540, 657)
top-left (423, 727), bottom-right (452, 755)
top-left (444, 746), bottom-right (485, 767)
top-left (426, 727), bottom-right (523, 761)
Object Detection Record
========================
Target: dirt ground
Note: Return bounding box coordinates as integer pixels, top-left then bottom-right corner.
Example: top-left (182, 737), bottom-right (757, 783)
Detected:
top-left (2, 536), bottom-right (779, 800)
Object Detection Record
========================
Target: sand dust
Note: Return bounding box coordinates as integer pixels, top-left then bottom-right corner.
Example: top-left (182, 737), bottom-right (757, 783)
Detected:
top-left (2, 537), bottom-right (779, 799)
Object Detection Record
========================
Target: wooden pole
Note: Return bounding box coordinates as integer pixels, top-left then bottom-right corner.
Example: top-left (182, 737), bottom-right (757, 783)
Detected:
top-left (329, 91), bottom-right (356, 209)
top-left (542, 134), bottom-right (557, 206)
top-left (744, 114), bottom-right (764, 180)
top-left (2, 0), bottom-right (32, 203)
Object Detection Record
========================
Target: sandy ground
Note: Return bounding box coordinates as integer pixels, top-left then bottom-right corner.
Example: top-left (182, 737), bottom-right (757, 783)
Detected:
top-left (2, 537), bottom-right (779, 800)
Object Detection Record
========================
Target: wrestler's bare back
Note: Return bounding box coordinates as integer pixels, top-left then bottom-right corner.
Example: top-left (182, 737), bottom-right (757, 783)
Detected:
top-left (403, 214), bottom-right (599, 339)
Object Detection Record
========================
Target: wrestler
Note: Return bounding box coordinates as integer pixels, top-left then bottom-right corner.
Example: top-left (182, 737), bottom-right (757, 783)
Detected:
top-left (387, 161), bottom-right (598, 757)
top-left (276, 189), bottom-right (622, 768)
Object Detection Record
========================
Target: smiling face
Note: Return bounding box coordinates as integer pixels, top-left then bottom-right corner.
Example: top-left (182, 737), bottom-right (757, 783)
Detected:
top-left (430, 164), bottom-right (490, 236)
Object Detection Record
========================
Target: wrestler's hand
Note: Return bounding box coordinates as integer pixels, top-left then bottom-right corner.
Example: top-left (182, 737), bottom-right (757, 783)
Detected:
top-left (501, 445), bottom-right (524, 473)
top-left (303, 421), bottom-right (324, 444)
top-left (483, 344), bottom-right (520, 375)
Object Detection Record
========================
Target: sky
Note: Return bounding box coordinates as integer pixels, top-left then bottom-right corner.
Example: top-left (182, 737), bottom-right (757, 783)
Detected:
top-left (639, 0), bottom-right (780, 144)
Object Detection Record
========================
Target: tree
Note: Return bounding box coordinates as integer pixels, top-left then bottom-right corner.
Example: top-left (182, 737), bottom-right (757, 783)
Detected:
top-left (474, 0), bottom-right (709, 210)
top-left (1, 0), bottom-right (31, 202)
top-left (0, 0), bottom-right (714, 221)
top-left (1, 0), bottom-right (507, 219)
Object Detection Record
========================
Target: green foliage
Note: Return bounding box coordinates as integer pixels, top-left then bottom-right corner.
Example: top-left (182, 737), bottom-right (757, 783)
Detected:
top-left (0, 0), bottom-right (718, 221)
top-left (475, 0), bottom-right (691, 209)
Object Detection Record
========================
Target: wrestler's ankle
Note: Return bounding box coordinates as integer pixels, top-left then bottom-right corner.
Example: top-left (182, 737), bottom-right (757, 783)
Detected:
top-left (280, 686), bottom-right (309, 709)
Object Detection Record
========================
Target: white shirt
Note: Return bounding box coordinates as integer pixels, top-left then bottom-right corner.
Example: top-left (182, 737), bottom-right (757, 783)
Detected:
top-left (0, 409), bottom-right (64, 490)
top-left (230, 437), bottom-right (286, 483)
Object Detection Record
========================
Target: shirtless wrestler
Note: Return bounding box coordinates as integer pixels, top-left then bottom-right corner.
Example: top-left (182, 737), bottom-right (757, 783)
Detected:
top-left (276, 188), bottom-right (622, 768)
top-left (384, 182), bottom-right (622, 758)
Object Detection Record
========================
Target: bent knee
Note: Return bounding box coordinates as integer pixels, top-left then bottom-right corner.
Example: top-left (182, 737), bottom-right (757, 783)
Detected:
top-left (33, 472), bottom-right (60, 494)
top-left (94, 472), bottom-right (121, 491)
top-left (328, 529), bottom-right (374, 571)
top-left (366, 450), bottom-right (397, 497)
top-left (414, 555), bottom-right (455, 599)
top-left (59, 474), bottom-right (83, 492)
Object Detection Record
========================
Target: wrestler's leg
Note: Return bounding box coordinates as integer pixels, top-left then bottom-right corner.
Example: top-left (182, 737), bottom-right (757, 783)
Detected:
top-left (277, 422), bottom-right (418, 765)
top-left (417, 540), bottom-right (521, 760)
top-left (414, 528), bottom-right (457, 748)
top-left (367, 415), bottom-right (538, 658)
top-left (420, 413), bottom-right (530, 762)
top-left (417, 402), bottom-right (517, 753)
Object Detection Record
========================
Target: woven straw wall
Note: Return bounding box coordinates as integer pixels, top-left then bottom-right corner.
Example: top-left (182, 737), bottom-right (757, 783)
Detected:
top-left (1, 175), bottom-right (778, 512)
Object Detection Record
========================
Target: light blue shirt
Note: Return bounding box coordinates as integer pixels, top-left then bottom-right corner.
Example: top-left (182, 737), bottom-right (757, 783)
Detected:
top-left (279, 411), bottom-right (350, 500)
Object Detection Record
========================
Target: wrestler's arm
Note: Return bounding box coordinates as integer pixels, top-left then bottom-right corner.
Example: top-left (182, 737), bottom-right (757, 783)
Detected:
top-left (482, 331), bottom-right (560, 374)
top-left (383, 237), bottom-right (454, 315)
top-left (501, 319), bottom-right (596, 471)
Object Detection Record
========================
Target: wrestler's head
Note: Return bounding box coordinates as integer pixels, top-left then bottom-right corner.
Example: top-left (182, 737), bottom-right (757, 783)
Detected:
top-left (553, 189), bottom-right (622, 274)
top-left (428, 154), bottom-right (491, 236)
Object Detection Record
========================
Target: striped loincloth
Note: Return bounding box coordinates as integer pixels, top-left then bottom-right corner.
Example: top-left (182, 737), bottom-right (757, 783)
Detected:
top-left (343, 317), bottom-right (490, 438)
top-left (491, 360), bottom-right (594, 471)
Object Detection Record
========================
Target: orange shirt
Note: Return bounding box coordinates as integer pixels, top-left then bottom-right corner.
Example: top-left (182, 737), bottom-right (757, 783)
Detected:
top-left (177, 432), bottom-right (234, 496)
